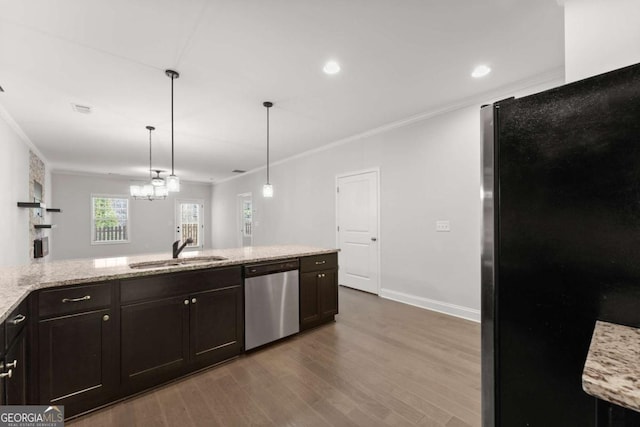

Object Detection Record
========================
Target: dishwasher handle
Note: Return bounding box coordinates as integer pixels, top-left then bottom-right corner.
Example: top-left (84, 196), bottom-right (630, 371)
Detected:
top-left (244, 259), bottom-right (299, 277)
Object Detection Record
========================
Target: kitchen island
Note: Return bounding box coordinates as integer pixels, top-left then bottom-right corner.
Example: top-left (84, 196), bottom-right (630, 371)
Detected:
top-left (0, 245), bottom-right (339, 418)
top-left (0, 245), bottom-right (337, 323)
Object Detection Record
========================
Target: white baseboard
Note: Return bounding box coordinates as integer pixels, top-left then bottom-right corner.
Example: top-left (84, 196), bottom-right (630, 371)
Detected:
top-left (379, 288), bottom-right (480, 323)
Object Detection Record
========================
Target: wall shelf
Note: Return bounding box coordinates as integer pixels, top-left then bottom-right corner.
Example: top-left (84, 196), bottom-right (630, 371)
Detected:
top-left (17, 202), bottom-right (46, 208)
top-left (17, 202), bottom-right (62, 212)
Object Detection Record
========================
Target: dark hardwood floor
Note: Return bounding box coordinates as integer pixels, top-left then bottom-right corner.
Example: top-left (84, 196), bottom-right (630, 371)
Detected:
top-left (68, 286), bottom-right (481, 427)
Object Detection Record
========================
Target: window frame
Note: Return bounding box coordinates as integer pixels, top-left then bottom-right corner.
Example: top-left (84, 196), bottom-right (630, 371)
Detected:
top-left (90, 193), bottom-right (131, 245)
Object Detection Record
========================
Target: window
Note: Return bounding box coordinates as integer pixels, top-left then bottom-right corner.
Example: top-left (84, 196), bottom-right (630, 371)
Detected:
top-left (92, 195), bottom-right (129, 244)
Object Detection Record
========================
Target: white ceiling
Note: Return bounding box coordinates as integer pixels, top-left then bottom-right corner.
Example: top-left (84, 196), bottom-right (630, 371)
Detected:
top-left (0, 0), bottom-right (564, 183)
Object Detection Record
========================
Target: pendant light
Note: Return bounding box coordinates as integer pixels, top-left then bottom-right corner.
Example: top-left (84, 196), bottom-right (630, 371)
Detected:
top-left (130, 126), bottom-right (168, 200)
top-left (262, 101), bottom-right (274, 198)
top-left (165, 69), bottom-right (180, 192)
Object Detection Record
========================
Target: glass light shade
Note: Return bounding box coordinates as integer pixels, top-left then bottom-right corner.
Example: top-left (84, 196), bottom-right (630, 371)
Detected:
top-left (262, 183), bottom-right (273, 198)
top-left (151, 176), bottom-right (165, 186)
top-left (142, 184), bottom-right (154, 197)
top-left (130, 185), bottom-right (141, 197)
top-left (166, 175), bottom-right (180, 192)
top-left (154, 185), bottom-right (169, 198)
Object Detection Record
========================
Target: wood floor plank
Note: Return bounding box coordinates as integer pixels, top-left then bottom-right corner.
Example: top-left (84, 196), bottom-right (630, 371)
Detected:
top-left (67, 287), bottom-right (481, 427)
top-left (155, 380), bottom-right (195, 427)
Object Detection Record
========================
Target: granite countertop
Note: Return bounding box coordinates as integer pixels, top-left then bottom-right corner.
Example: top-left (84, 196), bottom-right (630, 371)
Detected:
top-left (582, 320), bottom-right (640, 413)
top-left (0, 245), bottom-right (338, 323)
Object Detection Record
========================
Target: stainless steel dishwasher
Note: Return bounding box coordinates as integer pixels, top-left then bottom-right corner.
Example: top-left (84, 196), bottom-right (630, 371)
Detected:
top-left (244, 259), bottom-right (299, 350)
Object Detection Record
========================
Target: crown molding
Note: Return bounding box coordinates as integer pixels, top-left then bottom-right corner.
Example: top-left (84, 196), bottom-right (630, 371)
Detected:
top-left (213, 66), bottom-right (565, 185)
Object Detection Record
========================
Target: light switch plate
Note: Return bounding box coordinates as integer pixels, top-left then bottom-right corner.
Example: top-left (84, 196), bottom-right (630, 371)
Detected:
top-left (436, 220), bottom-right (450, 232)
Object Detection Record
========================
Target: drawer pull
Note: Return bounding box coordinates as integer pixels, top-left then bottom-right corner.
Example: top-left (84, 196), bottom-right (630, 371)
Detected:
top-left (192, 298), bottom-right (197, 304)
top-left (0, 369), bottom-right (12, 379)
top-left (62, 295), bottom-right (91, 303)
top-left (103, 315), bottom-right (110, 322)
top-left (5, 360), bottom-right (17, 369)
top-left (315, 261), bottom-right (326, 265)
top-left (9, 314), bottom-right (26, 325)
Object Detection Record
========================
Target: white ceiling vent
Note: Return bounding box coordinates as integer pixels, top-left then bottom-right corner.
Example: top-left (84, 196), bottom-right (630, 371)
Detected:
top-left (71, 103), bottom-right (92, 114)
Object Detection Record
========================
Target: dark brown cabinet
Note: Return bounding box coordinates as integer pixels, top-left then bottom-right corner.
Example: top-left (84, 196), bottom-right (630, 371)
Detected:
top-left (35, 282), bottom-right (116, 417)
top-left (300, 253), bottom-right (338, 331)
top-left (0, 321), bottom-right (4, 405)
top-left (121, 296), bottom-right (189, 392)
top-left (120, 267), bottom-right (243, 393)
top-left (4, 328), bottom-right (27, 405)
top-left (2, 295), bottom-right (29, 406)
top-left (37, 308), bottom-right (117, 416)
top-left (190, 285), bottom-right (243, 369)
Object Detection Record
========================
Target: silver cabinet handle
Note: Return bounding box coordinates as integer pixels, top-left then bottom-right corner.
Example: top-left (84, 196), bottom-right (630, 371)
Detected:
top-left (0, 370), bottom-right (12, 379)
top-left (10, 314), bottom-right (26, 325)
top-left (62, 295), bottom-right (91, 303)
top-left (103, 315), bottom-right (110, 322)
top-left (191, 298), bottom-right (197, 304)
top-left (5, 360), bottom-right (17, 369)
top-left (184, 299), bottom-right (189, 305)
top-left (318, 273), bottom-right (326, 278)
top-left (315, 261), bottom-right (326, 265)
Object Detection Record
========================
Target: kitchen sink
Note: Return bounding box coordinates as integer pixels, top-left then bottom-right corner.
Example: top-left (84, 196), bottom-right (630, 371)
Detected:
top-left (129, 255), bottom-right (227, 269)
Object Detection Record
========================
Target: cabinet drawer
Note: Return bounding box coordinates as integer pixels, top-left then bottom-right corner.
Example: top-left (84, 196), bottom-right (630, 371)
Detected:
top-left (38, 283), bottom-right (112, 318)
top-left (300, 253), bottom-right (338, 272)
top-left (5, 296), bottom-right (29, 346)
top-left (121, 267), bottom-right (242, 304)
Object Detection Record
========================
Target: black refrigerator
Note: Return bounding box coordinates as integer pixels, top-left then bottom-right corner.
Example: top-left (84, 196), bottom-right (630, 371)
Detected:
top-left (481, 63), bottom-right (640, 426)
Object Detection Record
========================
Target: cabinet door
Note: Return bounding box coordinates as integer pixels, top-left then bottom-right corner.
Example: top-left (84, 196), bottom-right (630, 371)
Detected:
top-left (121, 296), bottom-right (189, 392)
top-left (38, 308), bottom-right (115, 416)
top-left (300, 272), bottom-right (320, 329)
top-left (190, 285), bottom-right (243, 369)
top-left (5, 329), bottom-right (27, 405)
top-left (318, 269), bottom-right (339, 319)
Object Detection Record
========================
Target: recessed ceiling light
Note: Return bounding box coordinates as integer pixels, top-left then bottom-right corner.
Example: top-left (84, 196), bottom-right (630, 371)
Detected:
top-left (323, 60), bottom-right (341, 75)
top-left (472, 65), bottom-right (492, 78)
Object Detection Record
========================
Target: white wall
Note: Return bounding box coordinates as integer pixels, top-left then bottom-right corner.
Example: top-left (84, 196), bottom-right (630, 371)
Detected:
top-left (0, 108), bottom-right (54, 267)
top-left (51, 172), bottom-right (212, 260)
top-left (565, 0), bottom-right (640, 82)
top-left (0, 111), bottom-right (30, 266)
top-left (211, 78), bottom-right (563, 322)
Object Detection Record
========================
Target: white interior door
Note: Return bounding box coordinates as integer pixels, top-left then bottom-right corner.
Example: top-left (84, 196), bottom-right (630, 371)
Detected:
top-left (175, 199), bottom-right (204, 249)
top-left (336, 169), bottom-right (379, 294)
top-left (237, 193), bottom-right (253, 247)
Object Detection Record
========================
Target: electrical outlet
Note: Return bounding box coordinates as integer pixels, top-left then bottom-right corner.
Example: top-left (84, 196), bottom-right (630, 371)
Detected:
top-left (436, 220), bottom-right (450, 232)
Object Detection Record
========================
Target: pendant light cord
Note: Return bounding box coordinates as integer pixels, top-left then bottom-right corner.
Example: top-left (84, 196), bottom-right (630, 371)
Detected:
top-left (170, 74), bottom-right (175, 176)
top-left (149, 127), bottom-right (153, 180)
top-left (266, 105), bottom-right (270, 184)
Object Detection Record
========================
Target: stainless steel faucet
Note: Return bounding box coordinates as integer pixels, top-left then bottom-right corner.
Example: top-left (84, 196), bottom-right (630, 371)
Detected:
top-left (172, 238), bottom-right (194, 258)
